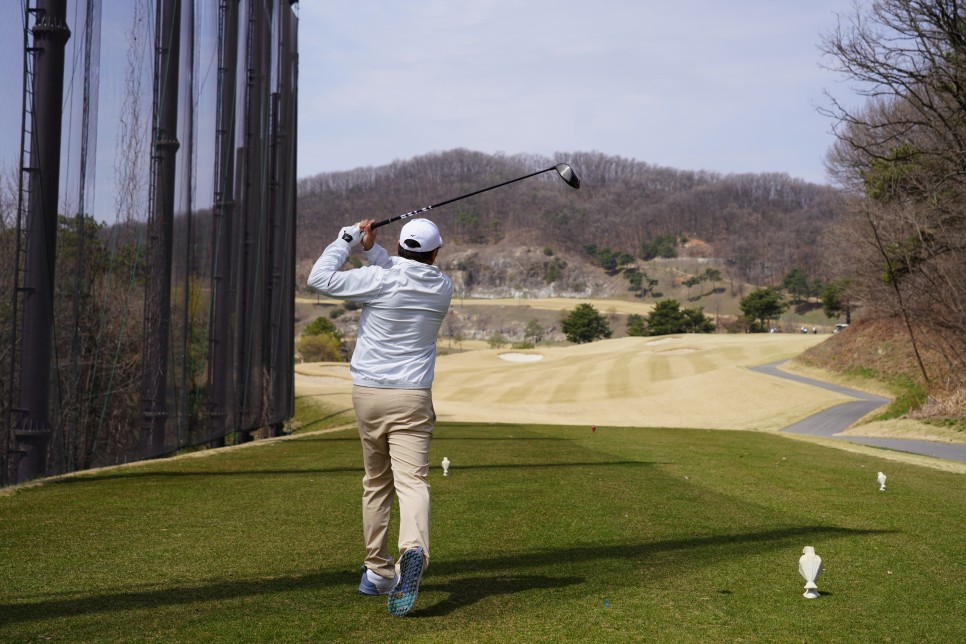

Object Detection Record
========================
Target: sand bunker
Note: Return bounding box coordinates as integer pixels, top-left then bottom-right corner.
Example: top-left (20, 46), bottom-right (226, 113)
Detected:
top-left (498, 353), bottom-right (544, 363)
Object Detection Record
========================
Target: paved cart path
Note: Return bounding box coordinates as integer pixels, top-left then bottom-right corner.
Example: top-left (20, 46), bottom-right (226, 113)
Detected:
top-left (753, 361), bottom-right (966, 463)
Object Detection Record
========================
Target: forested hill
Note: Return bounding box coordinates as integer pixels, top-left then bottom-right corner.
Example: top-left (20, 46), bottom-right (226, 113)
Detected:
top-left (296, 149), bottom-right (843, 288)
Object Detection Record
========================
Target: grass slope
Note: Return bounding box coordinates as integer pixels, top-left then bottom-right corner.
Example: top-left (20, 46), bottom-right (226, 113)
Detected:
top-left (1, 423), bottom-right (963, 642)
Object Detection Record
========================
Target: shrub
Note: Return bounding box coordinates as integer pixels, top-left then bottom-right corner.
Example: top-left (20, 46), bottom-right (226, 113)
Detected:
top-left (299, 333), bottom-right (345, 362)
top-left (487, 332), bottom-right (509, 349)
top-left (561, 303), bottom-right (612, 344)
top-left (304, 316), bottom-right (342, 339)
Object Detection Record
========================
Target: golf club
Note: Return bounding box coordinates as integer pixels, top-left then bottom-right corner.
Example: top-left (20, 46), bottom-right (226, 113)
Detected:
top-left (369, 163), bottom-right (580, 231)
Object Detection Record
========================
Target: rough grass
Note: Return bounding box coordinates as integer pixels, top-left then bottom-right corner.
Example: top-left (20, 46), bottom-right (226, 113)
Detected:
top-left (1, 422), bottom-right (963, 642)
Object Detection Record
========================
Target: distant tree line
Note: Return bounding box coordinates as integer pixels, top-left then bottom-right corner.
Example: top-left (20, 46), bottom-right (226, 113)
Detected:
top-left (626, 300), bottom-right (715, 336)
top-left (558, 271), bottom-right (853, 342)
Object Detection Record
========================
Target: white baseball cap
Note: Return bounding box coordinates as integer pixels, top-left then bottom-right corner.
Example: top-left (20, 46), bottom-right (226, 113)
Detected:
top-left (399, 218), bottom-right (443, 252)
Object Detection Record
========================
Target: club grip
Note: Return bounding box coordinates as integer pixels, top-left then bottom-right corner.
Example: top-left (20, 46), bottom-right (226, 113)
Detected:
top-left (370, 216), bottom-right (398, 230)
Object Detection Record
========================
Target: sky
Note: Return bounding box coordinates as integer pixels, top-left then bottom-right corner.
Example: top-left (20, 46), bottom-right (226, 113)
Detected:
top-left (295, 1), bottom-right (852, 185)
top-left (0, 1), bottom-right (854, 194)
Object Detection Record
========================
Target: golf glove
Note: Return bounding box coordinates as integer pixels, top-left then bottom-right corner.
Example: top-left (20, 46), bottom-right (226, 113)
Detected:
top-left (339, 225), bottom-right (363, 248)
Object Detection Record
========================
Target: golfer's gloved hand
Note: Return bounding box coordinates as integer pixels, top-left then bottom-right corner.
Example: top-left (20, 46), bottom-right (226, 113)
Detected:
top-left (339, 225), bottom-right (363, 248)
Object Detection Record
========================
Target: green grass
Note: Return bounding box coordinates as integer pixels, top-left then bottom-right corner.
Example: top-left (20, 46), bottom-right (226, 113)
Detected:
top-left (841, 366), bottom-right (930, 420)
top-left (1, 422), bottom-right (963, 642)
top-left (292, 392), bottom-right (355, 433)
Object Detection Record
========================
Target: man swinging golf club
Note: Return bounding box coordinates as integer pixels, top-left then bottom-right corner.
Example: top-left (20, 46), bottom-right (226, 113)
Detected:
top-left (307, 217), bottom-right (453, 617)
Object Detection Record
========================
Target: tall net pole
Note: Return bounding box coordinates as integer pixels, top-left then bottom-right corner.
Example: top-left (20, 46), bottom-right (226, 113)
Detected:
top-left (10, 0), bottom-right (71, 484)
top-left (140, 0), bottom-right (181, 456)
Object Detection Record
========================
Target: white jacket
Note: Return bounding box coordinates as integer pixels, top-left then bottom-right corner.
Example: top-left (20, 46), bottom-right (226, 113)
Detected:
top-left (306, 238), bottom-right (453, 389)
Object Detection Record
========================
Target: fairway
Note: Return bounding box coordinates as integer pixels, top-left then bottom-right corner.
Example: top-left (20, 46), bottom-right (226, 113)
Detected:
top-left (298, 333), bottom-right (839, 430)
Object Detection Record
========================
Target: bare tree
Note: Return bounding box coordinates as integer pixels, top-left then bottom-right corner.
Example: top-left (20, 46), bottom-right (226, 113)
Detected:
top-left (822, 0), bottom-right (966, 392)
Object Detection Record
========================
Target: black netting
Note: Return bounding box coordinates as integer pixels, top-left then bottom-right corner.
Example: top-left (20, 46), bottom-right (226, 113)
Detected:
top-left (1, 0), bottom-right (299, 485)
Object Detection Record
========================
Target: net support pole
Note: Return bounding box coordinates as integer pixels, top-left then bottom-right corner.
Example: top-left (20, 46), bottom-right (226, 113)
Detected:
top-left (140, 0), bottom-right (182, 456)
top-left (207, 0), bottom-right (241, 446)
top-left (13, 0), bottom-right (71, 484)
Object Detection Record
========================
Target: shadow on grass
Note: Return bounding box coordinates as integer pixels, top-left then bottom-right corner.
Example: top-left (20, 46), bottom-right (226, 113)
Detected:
top-left (46, 467), bottom-right (365, 484)
top-left (297, 407), bottom-right (356, 430)
top-left (431, 436), bottom-right (570, 442)
top-left (47, 461), bottom-right (662, 484)
top-left (411, 574), bottom-right (584, 617)
top-left (0, 569), bottom-right (348, 628)
top-left (432, 460), bottom-right (669, 471)
top-left (428, 526), bottom-right (892, 577)
top-left (0, 525), bottom-right (891, 625)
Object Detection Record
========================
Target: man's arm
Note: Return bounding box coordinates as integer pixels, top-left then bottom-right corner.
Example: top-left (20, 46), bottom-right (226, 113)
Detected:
top-left (306, 237), bottom-right (351, 293)
top-left (307, 222), bottom-right (385, 300)
top-left (358, 218), bottom-right (392, 268)
top-left (363, 243), bottom-right (392, 269)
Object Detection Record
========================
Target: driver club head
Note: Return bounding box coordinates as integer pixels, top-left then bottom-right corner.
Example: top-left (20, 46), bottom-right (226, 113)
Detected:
top-left (555, 163), bottom-right (581, 189)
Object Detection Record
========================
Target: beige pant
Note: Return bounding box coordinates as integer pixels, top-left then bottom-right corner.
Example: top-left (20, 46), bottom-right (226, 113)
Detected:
top-left (352, 385), bottom-right (434, 579)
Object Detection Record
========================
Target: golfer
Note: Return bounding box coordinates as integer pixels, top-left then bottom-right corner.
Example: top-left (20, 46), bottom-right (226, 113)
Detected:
top-left (307, 218), bottom-right (453, 617)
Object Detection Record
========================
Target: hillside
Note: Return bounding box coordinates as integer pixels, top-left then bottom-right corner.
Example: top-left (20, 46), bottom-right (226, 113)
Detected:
top-left (293, 150), bottom-right (966, 424)
top-left (296, 149), bottom-right (844, 298)
top-left (796, 317), bottom-right (966, 425)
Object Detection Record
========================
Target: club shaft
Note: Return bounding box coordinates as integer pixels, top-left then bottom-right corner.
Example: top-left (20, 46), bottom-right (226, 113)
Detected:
top-left (370, 165), bottom-right (557, 230)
